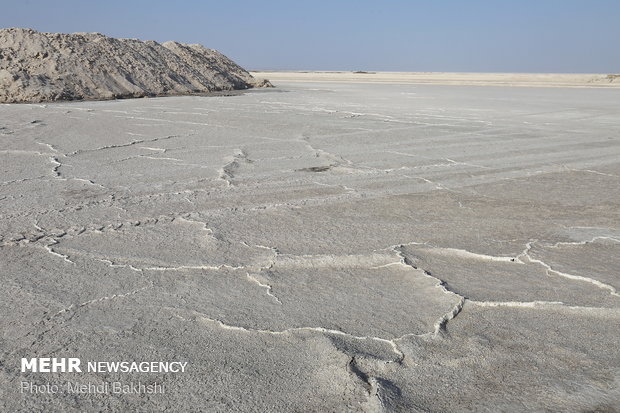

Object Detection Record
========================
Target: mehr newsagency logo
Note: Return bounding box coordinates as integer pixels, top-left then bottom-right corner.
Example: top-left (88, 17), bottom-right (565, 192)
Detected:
top-left (19, 357), bottom-right (188, 395)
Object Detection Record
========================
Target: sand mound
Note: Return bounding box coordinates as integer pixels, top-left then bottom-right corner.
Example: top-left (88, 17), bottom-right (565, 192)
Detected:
top-left (0, 28), bottom-right (271, 103)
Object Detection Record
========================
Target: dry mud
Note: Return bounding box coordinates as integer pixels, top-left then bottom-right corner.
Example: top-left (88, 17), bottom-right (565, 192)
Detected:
top-left (0, 80), bottom-right (619, 412)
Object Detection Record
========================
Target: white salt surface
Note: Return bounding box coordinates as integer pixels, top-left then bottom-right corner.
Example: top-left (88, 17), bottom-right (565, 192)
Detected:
top-left (1, 80), bottom-right (619, 411)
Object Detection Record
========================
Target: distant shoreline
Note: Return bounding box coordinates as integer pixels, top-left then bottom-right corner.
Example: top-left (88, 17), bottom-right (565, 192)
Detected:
top-left (250, 71), bottom-right (620, 88)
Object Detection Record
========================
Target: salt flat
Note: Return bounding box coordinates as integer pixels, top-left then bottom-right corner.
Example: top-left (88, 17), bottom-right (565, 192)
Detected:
top-left (252, 71), bottom-right (620, 88)
top-left (1, 80), bottom-right (619, 412)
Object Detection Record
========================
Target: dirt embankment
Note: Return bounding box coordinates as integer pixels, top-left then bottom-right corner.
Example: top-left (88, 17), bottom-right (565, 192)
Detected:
top-left (0, 28), bottom-right (271, 103)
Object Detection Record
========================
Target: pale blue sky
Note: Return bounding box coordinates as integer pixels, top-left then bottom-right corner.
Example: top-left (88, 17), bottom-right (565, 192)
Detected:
top-left (1, 0), bottom-right (619, 73)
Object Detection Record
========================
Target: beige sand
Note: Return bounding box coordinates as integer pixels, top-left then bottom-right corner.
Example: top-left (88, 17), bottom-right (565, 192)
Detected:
top-left (251, 70), bottom-right (620, 88)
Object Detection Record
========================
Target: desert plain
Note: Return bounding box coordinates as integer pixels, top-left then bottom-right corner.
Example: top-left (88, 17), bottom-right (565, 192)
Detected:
top-left (1, 73), bottom-right (619, 412)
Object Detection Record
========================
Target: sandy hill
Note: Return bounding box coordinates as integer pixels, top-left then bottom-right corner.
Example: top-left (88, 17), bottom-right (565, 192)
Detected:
top-left (0, 28), bottom-right (270, 103)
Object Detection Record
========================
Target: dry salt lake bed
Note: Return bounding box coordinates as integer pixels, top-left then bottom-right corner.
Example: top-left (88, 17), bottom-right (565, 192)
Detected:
top-left (1, 79), bottom-right (619, 412)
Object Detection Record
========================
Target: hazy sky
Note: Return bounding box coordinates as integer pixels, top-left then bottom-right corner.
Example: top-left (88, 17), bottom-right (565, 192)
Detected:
top-left (1, 0), bottom-right (619, 73)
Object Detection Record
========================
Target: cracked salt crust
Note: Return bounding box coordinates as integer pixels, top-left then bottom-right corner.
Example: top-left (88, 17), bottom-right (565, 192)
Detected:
top-left (1, 82), bottom-right (619, 412)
